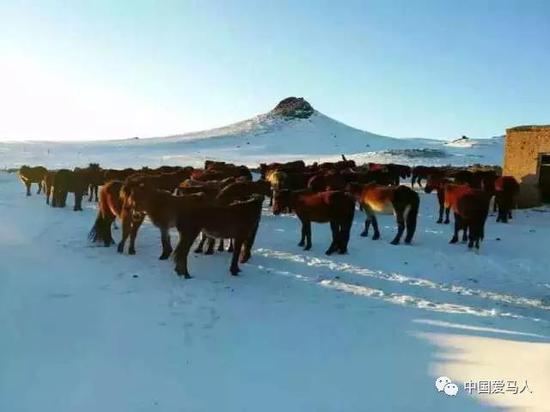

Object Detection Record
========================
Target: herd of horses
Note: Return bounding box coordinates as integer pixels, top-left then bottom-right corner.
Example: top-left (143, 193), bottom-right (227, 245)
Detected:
top-left (17, 158), bottom-right (519, 278)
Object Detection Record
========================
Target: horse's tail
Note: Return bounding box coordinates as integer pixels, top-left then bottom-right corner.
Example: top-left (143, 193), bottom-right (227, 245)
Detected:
top-left (406, 192), bottom-right (420, 241)
top-left (88, 210), bottom-right (114, 246)
top-left (88, 190), bottom-right (115, 246)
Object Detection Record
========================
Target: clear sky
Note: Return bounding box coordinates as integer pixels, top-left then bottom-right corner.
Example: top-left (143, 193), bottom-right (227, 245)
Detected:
top-left (1, 0), bottom-right (549, 141)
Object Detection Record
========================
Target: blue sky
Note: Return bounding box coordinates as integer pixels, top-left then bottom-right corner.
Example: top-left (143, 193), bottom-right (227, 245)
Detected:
top-left (1, 0), bottom-right (549, 141)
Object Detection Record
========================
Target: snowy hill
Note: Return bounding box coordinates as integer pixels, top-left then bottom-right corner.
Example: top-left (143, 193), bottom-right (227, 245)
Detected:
top-left (0, 97), bottom-right (504, 169)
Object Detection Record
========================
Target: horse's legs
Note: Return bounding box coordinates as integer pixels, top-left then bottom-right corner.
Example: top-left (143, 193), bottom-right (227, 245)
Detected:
top-left (25, 181), bottom-right (31, 196)
top-left (117, 209), bottom-right (132, 254)
top-left (339, 219), bottom-right (352, 253)
top-left (217, 238), bottom-right (225, 252)
top-left (370, 214), bottom-right (380, 240)
top-left (194, 232), bottom-right (206, 253)
top-left (444, 207), bottom-right (450, 224)
top-left (36, 182), bottom-right (42, 194)
top-left (304, 220), bottom-right (312, 250)
top-left (73, 192), bottom-right (83, 211)
top-left (437, 191), bottom-right (445, 223)
top-left (205, 237), bottom-right (215, 255)
top-left (128, 215), bottom-right (144, 255)
top-left (240, 222), bottom-right (259, 263)
top-left (227, 239), bottom-right (234, 252)
top-left (450, 213), bottom-right (461, 243)
top-left (230, 238), bottom-right (244, 275)
top-left (461, 220), bottom-right (468, 242)
top-left (159, 226), bottom-right (173, 260)
top-left (298, 221), bottom-right (307, 246)
top-left (174, 227), bottom-right (200, 278)
top-left (390, 207), bottom-right (405, 245)
top-left (325, 221), bottom-right (340, 255)
top-left (360, 216), bottom-right (371, 237)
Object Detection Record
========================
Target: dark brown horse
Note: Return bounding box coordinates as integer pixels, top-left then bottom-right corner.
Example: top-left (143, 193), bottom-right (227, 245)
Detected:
top-left (272, 189), bottom-right (355, 254)
top-left (349, 183), bottom-right (419, 245)
top-left (124, 184), bottom-right (206, 260)
top-left (174, 195), bottom-right (264, 278)
top-left (84, 163), bottom-right (104, 202)
top-left (494, 176), bottom-right (519, 223)
top-left (424, 173), bottom-right (451, 224)
top-left (52, 169), bottom-right (89, 210)
top-left (19, 165), bottom-right (47, 196)
top-left (445, 184), bottom-right (490, 249)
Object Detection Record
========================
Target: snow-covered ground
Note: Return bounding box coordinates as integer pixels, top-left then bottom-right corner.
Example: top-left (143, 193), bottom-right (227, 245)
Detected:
top-left (1, 171), bottom-right (549, 412)
top-left (0, 111), bottom-right (504, 170)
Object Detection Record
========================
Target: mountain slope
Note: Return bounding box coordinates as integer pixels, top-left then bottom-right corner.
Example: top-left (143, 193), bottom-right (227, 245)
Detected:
top-left (0, 98), bottom-right (504, 169)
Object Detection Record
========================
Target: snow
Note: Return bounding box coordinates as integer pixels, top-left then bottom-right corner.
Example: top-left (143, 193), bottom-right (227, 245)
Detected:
top-left (1, 170), bottom-right (549, 411)
top-left (0, 112), bottom-right (504, 170)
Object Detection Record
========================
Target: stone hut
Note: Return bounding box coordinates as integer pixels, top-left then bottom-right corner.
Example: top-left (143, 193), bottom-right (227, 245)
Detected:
top-left (503, 125), bottom-right (550, 207)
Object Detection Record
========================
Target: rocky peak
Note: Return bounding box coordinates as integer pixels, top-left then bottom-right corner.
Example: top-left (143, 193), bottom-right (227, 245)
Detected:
top-left (271, 97), bottom-right (314, 119)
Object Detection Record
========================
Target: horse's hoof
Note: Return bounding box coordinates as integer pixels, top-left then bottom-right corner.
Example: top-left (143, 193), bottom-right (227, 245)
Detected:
top-left (390, 240), bottom-right (399, 245)
top-left (338, 249), bottom-right (347, 254)
top-left (372, 234), bottom-right (380, 240)
top-left (360, 231), bottom-right (368, 237)
top-left (436, 220), bottom-right (442, 224)
top-left (444, 220), bottom-right (450, 224)
top-left (298, 241), bottom-right (304, 247)
top-left (193, 248), bottom-right (203, 254)
top-left (449, 237), bottom-right (458, 244)
top-left (129, 249), bottom-right (136, 255)
top-left (117, 245), bottom-right (124, 253)
top-left (304, 245), bottom-right (311, 251)
top-left (159, 255), bottom-right (169, 260)
top-left (204, 250), bottom-right (214, 256)
top-left (404, 239), bottom-right (412, 245)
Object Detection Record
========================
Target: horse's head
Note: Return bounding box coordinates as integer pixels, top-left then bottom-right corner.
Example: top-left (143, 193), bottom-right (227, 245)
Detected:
top-left (272, 189), bottom-right (291, 215)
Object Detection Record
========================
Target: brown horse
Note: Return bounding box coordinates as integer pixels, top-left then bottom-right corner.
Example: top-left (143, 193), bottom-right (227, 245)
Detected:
top-left (424, 173), bottom-right (451, 224)
top-left (445, 184), bottom-right (490, 249)
top-left (173, 195), bottom-right (264, 278)
top-left (349, 183), bottom-right (419, 245)
top-left (19, 165), bottom-right (48, 196)
top-left (272, 189), bottom-right (355, 254)
top-left (494, 176), bottom-right (519, 223)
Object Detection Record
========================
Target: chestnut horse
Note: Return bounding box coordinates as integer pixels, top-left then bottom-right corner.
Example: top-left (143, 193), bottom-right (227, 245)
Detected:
top-left (424, 173), bottom-right (451, 224)
top-left (494, 176), bottom-right (519, 223)
top-left (19, 165), bottom-right (47, 196)
top-left (445, 184), bottom-right (490, 249)
top-left (89, 180), bottom-right (126, 248)
top-left (174, 195), bottom-right (264, 278)
top-left (349, 183), bottom-right (419, 245)
top-left (272, 189), bottom-right (355, 254)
